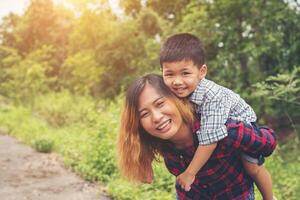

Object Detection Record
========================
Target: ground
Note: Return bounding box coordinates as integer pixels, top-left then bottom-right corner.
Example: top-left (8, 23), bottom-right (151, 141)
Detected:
top-left (0, 134), bottom-right (111, 200)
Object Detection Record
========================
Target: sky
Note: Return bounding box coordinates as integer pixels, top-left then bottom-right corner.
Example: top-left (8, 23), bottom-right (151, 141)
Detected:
top-left (0, 0), bottom-right (299, 21)
top-left (0, 0), bottom-right (28, 20)
top-left (0, 0), bottom-right (122, 22)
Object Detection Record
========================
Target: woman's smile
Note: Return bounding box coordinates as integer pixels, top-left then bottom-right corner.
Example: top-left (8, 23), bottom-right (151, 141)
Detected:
top-left (138, 83), bottom-right (184, 140)
top-left (156, 119), bottom-right (171, 132)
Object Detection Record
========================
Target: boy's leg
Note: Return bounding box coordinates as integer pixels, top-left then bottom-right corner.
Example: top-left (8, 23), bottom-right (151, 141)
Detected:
top-left (224, 120), bottom-right (277, 200)
top-left (242, 155), bottom-right (273, 200)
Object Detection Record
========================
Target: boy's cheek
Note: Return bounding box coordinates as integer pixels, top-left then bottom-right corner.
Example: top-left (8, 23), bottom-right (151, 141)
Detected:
top-left (162, 76), bottom-right (168, 83)
top-left (163, 80), bottom-right (173, 88)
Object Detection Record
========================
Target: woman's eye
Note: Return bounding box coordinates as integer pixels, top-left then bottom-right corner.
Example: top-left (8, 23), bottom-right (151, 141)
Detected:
top-left (157, 101), bottom-right (164, 107)
top-left (141, 112), bottom-right (149, 118)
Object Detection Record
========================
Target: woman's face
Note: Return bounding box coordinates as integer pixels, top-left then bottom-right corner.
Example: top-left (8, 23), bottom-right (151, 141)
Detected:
top-left (138, 83), bottom-right (184, 140)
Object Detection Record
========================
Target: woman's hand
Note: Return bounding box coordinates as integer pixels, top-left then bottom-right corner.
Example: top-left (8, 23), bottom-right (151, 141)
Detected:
top-left (176, 171), bottom-right (195, 191)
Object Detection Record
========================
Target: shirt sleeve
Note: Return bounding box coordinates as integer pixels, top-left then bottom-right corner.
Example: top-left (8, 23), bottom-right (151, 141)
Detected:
top-left (197, 97), bottom-right (230, 145)
top-left (224, 120), bottom-right (277, 157)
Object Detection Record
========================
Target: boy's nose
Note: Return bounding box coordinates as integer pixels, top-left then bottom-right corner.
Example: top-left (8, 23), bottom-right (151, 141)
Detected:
top-left (172, 78), bottom-right (182, 85)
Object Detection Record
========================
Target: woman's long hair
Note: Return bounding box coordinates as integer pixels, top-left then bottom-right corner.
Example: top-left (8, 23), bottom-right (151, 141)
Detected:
top-left (117, 74), bottom-right (194, 183)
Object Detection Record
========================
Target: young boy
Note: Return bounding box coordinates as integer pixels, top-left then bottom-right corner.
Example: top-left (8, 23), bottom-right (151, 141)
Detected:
top-left (160, 33), bottom-right (275, 200)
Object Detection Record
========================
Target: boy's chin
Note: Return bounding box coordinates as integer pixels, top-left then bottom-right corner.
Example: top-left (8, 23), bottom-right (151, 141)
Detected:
top-left (175, 92), bottom-right (190, 98)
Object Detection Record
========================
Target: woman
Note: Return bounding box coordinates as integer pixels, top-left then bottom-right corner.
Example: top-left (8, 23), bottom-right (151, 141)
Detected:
top-left (118, 74), bottom-right (276, 200)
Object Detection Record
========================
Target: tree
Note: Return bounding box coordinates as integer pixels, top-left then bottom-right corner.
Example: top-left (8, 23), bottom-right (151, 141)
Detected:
top-left (0, 13), bottom-right (20, 48)
top-left (0, 46), bottom-right (52, 104)
top-left (58, 51), bottom-right (103, 95)
top-left (254, 67), bottom-right (300, 135)
top-left (68, 8), bottom-right (161, 98)
top-left (175, 0), bottom-right (300, 132)
top-left (178, 0), bottom-right (300, 92)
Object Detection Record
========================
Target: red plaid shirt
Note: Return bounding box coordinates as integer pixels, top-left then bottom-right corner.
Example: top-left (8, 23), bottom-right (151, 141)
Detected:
top-left (161, 119), bottom-right (276, 200)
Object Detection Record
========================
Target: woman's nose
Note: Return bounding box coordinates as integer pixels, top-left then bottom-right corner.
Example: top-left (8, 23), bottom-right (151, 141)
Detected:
top-left (152, 109), bottom-right (163, 123)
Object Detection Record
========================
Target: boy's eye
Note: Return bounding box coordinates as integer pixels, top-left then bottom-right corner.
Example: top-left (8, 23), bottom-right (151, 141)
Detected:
top-left (163, 71), bottom-right (173, 77)
top-left (182, 72), bottom-right (191, 75)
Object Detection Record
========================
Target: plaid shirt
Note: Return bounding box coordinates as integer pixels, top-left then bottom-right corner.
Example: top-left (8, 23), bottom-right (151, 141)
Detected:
top-left (189, 78), bottom-right (257, 145)
top-left (161, 119), bottom-right (276, 200)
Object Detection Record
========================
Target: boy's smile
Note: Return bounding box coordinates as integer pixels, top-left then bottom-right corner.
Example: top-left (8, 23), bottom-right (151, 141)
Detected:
top-left (162, 60), bottom-right (207, 98)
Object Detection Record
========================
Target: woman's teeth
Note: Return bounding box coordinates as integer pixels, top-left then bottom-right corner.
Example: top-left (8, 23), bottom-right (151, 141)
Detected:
top-left (157, 120), bottom-right (171, 130)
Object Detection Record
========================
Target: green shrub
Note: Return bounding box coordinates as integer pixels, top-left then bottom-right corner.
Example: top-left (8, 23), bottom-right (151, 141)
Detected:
top-left (32, 138), bottom-right (54, 153)
top-left (32, 91), bottom-right (97, 127)
top-left (74, 100), bottom-right (121, 182)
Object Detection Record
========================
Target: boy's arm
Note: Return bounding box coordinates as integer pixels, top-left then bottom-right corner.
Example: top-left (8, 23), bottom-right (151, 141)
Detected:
top-left (185, 143), bottom-right (217, 175)
top-left (176, 143), bottom-right (217, 191)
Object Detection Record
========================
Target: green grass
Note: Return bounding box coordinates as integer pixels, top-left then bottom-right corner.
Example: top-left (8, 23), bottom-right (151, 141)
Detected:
top-left (0, 92), bottom-right (299, 200)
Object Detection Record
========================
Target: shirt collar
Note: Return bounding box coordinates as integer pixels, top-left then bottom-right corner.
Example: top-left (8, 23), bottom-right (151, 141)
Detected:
top-left (189, 78), bottom-right (208, 106)
top-left (161, 127), bottom-right (199, 155)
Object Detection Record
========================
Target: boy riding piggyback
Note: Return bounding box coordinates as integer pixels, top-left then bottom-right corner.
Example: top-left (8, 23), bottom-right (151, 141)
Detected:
top-left (160, 33), bottom-right (276, 200)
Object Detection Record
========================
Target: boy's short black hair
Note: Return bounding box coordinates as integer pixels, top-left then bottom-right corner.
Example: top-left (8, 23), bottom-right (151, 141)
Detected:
top-left (160, 33), bottom-right (205, 68)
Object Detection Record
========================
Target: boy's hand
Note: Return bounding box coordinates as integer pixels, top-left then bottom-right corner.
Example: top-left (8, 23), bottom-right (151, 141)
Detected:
top-left (176, 171), bottom-right (195, 191)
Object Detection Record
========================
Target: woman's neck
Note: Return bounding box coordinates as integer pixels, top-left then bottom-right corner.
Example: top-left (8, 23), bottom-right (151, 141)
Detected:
top-left (170, 123), bottom-right (194, 149)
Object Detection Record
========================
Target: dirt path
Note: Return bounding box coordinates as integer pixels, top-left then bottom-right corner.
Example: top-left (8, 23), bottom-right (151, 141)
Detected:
top-left (0, 134), bottom-right (111, 200)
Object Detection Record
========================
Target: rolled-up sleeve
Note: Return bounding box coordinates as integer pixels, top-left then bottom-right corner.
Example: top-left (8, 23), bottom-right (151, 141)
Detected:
top-left (198, 97), bottom-right (230, 145)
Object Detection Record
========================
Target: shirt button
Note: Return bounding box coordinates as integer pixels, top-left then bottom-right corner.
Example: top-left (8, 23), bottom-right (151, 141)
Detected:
top-left (179, 155), bottom-right (184, 159)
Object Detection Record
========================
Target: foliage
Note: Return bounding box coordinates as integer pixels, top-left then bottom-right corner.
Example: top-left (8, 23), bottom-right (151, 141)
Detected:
top-left (177, 0), bottom-right (300, 90)
top-left (73, 99), bottom-right (121, 182)
top-left (0, 0), bottom-right (74, 89)
top-left (32, 91), bottom-right (98, 127)
top-left (32, 138), bottom-right (54, 153)
top-left (1, 0), bottom-right (299, 100)
top-left (0, 13), bottom-right (20, 48)
top-left (11, 0), bottom-right (73, 55)
top-left (137, 9), bottom-right (162, 37)
top-left (265, 140), bottom-right (300, 200)
top-left (254, 67), bottom-right (300, 107)
top-left (68, 8), bottom-right (159, 97)
top-left (0, 0), bottom-right (299, 199)
top-left (173, 0), bottom-right (300, 131)
top-left (253, 67), bottom-right (300, 134)
top-left (58, 51), bottom-right (103, 95)
top-left (0, 46), bottom-right (52, 104)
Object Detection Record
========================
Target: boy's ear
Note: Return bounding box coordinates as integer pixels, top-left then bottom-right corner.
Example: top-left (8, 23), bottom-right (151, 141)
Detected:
top-left (199, 64), bottom-right (207, 78)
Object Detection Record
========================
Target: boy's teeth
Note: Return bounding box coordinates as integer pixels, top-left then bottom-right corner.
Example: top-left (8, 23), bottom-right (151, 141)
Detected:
top-left (176, 88), bottom-right (185, 92)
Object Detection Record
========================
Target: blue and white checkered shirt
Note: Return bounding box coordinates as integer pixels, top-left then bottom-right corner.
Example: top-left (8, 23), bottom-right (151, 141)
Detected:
top-left (189, 78), bottom-right (257, 145)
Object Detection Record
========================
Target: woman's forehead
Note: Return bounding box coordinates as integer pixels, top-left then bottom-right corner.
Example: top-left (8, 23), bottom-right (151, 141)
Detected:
top-left (138, 84), bottom-right (163, 108)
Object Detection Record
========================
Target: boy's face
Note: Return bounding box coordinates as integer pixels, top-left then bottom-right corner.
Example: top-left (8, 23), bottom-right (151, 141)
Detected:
top-left (162, 60), bottom-right (207, 98)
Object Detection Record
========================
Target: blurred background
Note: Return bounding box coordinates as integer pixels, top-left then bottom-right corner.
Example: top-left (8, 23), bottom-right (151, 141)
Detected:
top-left (0, 0), bottom-right (299, 199)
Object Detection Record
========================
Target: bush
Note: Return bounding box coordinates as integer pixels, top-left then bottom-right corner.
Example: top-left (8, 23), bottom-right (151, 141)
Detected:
top-left (32, 138), bottom-right (54, 153)
top-left (32, 91), bottom-right (97, 127)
